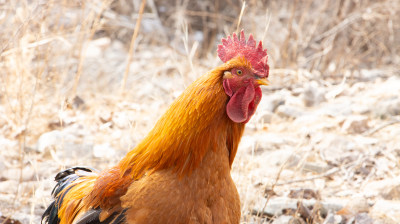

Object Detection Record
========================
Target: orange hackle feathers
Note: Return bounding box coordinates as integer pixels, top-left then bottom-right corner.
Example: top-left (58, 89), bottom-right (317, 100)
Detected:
top-left (56, 175), bottom-right (97, 224)
top-left (118, 56), bottom-right (252, 180)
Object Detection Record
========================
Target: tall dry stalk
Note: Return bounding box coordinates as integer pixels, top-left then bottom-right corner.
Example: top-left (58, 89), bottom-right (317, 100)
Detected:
top-left (120, 0), bottom-right (147, 95)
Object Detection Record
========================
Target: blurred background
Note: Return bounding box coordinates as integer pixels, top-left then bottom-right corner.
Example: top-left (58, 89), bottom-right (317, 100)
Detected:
top-left (0, 0), bottom-right (399, 223)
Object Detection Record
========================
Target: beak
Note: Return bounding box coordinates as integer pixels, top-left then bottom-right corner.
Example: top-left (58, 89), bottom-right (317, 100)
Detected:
top-left (256, 77), bottom-right (270, 86)
top-left (223, 71), bottom-right (233, 79)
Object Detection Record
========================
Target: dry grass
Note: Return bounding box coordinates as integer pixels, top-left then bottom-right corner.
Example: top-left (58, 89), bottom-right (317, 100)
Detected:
top-left (0, 0), bottom-right (399, 223)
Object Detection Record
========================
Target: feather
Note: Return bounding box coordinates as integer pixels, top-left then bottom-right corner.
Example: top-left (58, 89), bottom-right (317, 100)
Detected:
top-left (74, 208), bottom-right (127, 224)
top-left (42, 167), bottom-right (98, 224)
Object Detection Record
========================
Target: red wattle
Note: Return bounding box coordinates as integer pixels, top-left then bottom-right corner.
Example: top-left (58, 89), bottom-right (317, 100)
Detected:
top-left (226, 82), bottom-right (256, 123)
top-left (246, 86), bottom-right (262, 122)
top-left (223, 79), bottom-right (233, 97)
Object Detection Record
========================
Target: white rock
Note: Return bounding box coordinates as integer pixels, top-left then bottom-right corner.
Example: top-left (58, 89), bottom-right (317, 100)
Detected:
top-left (37, 130), bottom-right (63, 153)
top-left (339, 196), bottom-right (370, 215)
top-left (360, 69), bottom-right (384, 81)
top-left (261, 92), bottom-right (287, 112)
top-left (362, 178), bottom-right (400, 198)
top-left (55, 143), bottom-right (93, 160)
top-left (38, 129), bottom-right (93, 159)
top-left (276, 105), bottom-right (304, 119)
top-left (323, 213), bottom-right (343, 224)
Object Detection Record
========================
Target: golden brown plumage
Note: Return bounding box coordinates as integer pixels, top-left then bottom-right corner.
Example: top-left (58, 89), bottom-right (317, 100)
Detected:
top-left (42, 31), bottom-right (269, 224)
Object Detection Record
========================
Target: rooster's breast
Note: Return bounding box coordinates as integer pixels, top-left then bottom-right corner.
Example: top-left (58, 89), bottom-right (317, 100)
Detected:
top-left (121, 145), bottom-right (240, 224)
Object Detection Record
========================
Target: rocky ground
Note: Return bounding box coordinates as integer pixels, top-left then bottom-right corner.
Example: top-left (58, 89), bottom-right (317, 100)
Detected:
top-left (1, 1), bottom-right (399, 224)
top-left (0, 38), bottom-right (399, 223)
top-left (236, 69), bottom-right (400, 223)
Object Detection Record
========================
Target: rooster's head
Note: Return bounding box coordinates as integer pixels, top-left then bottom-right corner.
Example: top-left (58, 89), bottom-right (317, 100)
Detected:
top-left (217, 30), bottom-right (269, 123)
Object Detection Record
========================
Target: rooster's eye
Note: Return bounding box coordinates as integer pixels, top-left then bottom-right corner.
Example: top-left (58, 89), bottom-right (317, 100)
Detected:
top-left (237, 70), bottom-right (242, 75)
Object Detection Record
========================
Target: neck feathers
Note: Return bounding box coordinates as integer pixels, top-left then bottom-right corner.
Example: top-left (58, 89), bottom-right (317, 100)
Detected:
top-left (119, 63), bottom-right (247, 179)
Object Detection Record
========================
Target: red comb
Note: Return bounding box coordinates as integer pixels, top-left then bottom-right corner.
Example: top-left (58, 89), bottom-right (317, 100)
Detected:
top-left (217, 30), bottom-right (269, 78)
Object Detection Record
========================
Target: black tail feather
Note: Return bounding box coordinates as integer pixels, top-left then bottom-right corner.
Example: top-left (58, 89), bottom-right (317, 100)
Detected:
top-left (74, 210), bottom-right (101, 224)
top-left (42, 201), bottom-right (58, 224)
top-left (74, 209), bottom-right (127, 224)
top-left (41, 167), bottom-right (98, 224)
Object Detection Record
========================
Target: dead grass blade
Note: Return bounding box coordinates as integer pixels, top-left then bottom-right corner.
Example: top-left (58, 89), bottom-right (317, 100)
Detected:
top-left (120, 0), bottom-right (147, 95)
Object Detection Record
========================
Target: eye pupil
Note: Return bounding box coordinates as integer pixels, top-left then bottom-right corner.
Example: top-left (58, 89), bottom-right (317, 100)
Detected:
top-left (237, 70), bottom-right (242, 75)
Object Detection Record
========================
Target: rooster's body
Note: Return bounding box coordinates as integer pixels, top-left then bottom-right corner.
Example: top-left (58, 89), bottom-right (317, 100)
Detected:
top-left (42, 31), bottom-right (269, 224)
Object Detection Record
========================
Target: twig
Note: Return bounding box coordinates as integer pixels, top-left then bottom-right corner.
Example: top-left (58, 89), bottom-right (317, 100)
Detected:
top-left (0, 37), bottom-right (63, 57)
top-left (313, 12), bottom-right (361, 42)
top-left (236, 1), bottom-right (246, 33)
top-left (12, 44), bottom-right (44, 211)
top-left (0, 2), bottom-right (44, 56)
top-left (257, 135), bottom-right (309, 220)
top-left (275, 167), bottom-right (340, 186)
top-left (261, 10), bottom-right (271, 43)
top-left (121, 0), bottom-right (147, 94)
top-left (1, 216), bottom-right (11, 224)
top-left (363, 119), bottom-right (400, 136)
top-left (256, 153), bottom-right (285, 219)
top-left (184, 10), bottom-right (235, 22)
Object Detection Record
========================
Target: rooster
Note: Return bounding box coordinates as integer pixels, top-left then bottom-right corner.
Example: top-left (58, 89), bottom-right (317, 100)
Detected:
top-left (42, 30), bottom-right (269, 224)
